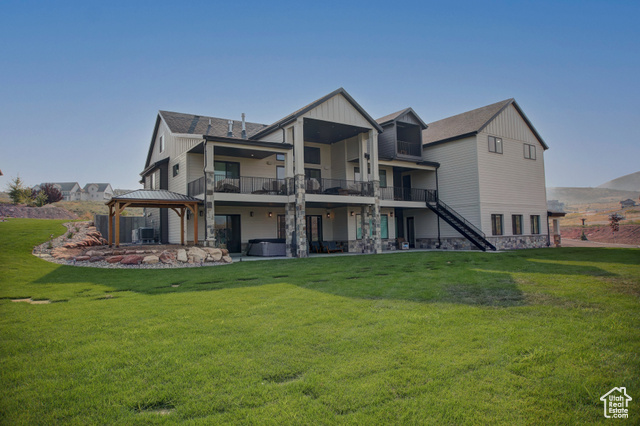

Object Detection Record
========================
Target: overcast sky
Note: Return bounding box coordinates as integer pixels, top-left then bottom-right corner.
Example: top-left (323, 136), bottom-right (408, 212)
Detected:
top-left (1, 0), bottom-right (638, 190)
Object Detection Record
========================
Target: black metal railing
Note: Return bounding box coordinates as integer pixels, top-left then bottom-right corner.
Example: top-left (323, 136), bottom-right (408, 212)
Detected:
top-left (187, 177), bottom-right (205, 196)
top-left (379, 186), bottom-right (435, 202)
top-left (435, 198), bottom-right (486, 239)
top-left (305, 178), bottom-right (373, 197)
top-left (397, 140), bottom-right (422, 157)
top-left (214, 176), bottom-right (293, 195)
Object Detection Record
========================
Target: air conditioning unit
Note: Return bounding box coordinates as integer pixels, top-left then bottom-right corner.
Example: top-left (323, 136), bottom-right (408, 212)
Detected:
top-left (138, 227), bottom-right (155, 244)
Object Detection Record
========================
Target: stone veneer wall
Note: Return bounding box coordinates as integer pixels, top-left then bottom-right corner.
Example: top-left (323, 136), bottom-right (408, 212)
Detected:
top-left (415, 235), bottom-right (549, 250)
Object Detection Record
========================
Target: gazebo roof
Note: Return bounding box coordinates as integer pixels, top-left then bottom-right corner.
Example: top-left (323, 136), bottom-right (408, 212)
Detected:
top-left (108, 189), bottom-right (202, 204)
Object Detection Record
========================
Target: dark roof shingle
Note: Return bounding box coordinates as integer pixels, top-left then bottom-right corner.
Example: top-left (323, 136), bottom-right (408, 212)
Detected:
top-left (159, 111), bottom-right (267, 139)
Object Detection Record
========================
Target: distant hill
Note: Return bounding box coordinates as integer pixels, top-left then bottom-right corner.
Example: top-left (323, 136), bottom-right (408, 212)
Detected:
top-left (597, 171), bottom-right (640, 191)
top-left (547, 187), bottom-right (640, 206)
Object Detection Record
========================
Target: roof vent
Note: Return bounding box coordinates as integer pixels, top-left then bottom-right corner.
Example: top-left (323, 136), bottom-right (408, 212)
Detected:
top-left (241, 113), bottom-right (247, 139)
top-left (227, 120), bottom-right (233, 138)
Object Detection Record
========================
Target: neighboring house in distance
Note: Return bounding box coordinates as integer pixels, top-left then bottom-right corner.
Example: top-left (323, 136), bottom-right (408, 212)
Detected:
top-left (139, 88), bottom-right (550, 255)
top-left (620, 198), bottom-right (636, 208)
top-left (82, 183), bottom-right (113, 201)
top-left (34, 182), bottom-right (82, 201)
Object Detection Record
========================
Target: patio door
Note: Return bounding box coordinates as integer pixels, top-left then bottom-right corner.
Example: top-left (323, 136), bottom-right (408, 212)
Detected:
top-left (214, 214), bottom-right (241, 253)
top-left (402, 175), bottom-right (412, 201)
top-left (305, 215), bottom-right (323, 243)
top-left (407, 217), bottom-right (415, 248)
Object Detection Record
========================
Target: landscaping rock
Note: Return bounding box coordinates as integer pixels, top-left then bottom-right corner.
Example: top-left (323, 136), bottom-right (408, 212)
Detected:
top-left (159, 251), bottom-right (176, 264)
top-left (177, 249), bottom-right (187, 262)
top-left (143, 255), bottom-right (159, 264)
top-left (221, 249), bottom-right (229, 256)
top-left (89, 256), bottom-right (105, 262)
top-left (106, 255), bottom-right (124, 263)
top-left (188, 247), bottom-right (207, 263)
top-left (208, 248), bottom-right (223, 261)
top-left (222, 255), bottom-right (233, 263)
top-left (121, 255), bottom-right (144, 265)
top-left (75, 255), bottom-right (90, 261)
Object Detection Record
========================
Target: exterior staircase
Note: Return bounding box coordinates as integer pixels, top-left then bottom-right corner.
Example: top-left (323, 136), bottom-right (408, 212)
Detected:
top-left (425, 191), bottom-right (497, 252)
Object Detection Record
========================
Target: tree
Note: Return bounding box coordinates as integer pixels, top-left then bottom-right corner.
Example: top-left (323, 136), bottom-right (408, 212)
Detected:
top-left (609, 213), bottom-right (624, 243)
top-left (6, 176), bottom-right (32, 204)
top-left (33, 190), bottom-right (48, 207)
top-left (32, 183), bottom-right (62, 204)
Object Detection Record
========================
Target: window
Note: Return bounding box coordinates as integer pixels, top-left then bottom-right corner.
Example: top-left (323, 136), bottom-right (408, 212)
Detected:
top-left (512, 215), bottom-right (523, 235)
top-left (276, 154), bottom-right (285, 161)
top-left (381, 214), bottom-right (389, 239)
top-left (354, 165), bottom-right (370, 181)
top-left (524, 144), bottom-right (536, 160)
top-left (214, 161), bottom-right (240, 180)
top-left (531, 215), bottom-right (540, 234)
top-left (379, 170), bottom-right (387, 188)
top-left (172, 163), bottom-right (179, 177)
top-left (491, 214), bottom-right (503, 235)
top-left (277, 215), bottom-right (286, 239)
top-left (158, 135), bottom-right (165, 153)
top-left (305, 168), bottom-right (321, 181)
top-left (488, 136), bottom-right (503, 154)
top-left (304, 146), bottom-right (321, 164)
top-left (276, 166), bottom-right (285, 180)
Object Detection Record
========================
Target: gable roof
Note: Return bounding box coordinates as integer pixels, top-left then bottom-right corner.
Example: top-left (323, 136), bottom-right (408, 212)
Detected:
top-left (144, 112), bottom-right (268, 170)
top-left (249, 88), bottom-right (383, 140)
top-left (376, 107), bottom-right (428, 129)
top-left (83, 183), bottom-right (112, 192)
top-left (423, 99), bottom-right (548, 150)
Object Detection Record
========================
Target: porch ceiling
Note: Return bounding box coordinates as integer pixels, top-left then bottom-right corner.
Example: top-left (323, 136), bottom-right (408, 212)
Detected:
top-left (304, 118), bottom-right (370, 144)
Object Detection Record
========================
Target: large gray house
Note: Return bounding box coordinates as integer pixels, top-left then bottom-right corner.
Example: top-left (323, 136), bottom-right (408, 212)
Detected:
top-left (138, 88), bottom-right (550, 256)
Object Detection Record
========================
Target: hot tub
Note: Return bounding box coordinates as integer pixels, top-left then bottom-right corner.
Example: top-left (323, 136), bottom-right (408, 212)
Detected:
top-left (246, 239), bottom-right (286, 257)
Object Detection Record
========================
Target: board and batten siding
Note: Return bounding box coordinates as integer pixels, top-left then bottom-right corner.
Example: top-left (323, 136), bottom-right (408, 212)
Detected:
top-left (377, 124), bottom-right (396, 159)
top-left (167, 153), bottom-right (188, 244)
top-left (301, 94), bottom-right (373, 129)
top-left (257, 130), bottom-right (284, 143)
top-left (477, 104), bottom-right (548, 236)
top-left (423, 136), bottom-right (481, 237)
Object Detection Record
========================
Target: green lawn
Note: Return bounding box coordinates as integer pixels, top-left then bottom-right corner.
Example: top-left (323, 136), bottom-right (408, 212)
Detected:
top-left (1, 219), bottom-right (639, 424)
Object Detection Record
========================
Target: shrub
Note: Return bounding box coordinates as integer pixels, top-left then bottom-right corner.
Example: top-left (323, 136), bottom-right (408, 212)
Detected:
top-left (33, 191), bottom-right (48, 207)
top-left (32, 183), bottom-right (63, 204)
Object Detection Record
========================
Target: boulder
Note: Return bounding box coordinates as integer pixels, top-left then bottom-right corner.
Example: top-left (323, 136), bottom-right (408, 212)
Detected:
top-left (221, 249), bottom-right (229, 256)
top-left (89, 256), bottom-right (105, 262)
top-left (222, 255), bottom-right (233, 264)
top-left (121, 255), bottom-right (143, 265)
top-left (106, 255), bottom-right (124, 264)
top-left (159, 251), bottom-right (176, 264)
top-left (75, 255), bottom-right (90, 261)
top-left (188, 247), bottom-right (207, 263)
top-left (209, 248), bottom-right (223, 261)
top-left (143, 255), bottom-right (159, 265)
top-left (177, 249), bottom-right (187, 262)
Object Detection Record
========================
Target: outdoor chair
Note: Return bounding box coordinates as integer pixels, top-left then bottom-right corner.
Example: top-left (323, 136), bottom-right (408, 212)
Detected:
top-left (324, 241), bottom-right (343, 253)
top-left (309, 241), bottom-right (322, 253)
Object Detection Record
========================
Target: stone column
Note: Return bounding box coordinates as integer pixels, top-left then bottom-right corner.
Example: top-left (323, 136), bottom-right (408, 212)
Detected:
top-left (285, 202), bottom-right (295, 257)
top-left (204, 141), bottom-right (217, 247)
top-left (361, 205), bottom-right (372, 253)
top-left (293, 119), bottom-right (308, 258)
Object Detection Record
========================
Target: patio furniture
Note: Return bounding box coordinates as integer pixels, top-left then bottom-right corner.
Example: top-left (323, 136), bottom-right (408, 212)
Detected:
top-left (309, 241), bottom-right (322, 253)
top-left (324, 241), bottom-right (343, 253)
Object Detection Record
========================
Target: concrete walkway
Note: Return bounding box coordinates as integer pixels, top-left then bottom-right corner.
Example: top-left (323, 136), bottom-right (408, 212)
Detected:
top-left (561, 238), bottom-right (640, 249)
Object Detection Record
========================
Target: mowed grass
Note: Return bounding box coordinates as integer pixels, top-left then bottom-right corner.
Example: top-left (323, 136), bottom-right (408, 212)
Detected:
top-left (1, 219), bottom-right (639, 424)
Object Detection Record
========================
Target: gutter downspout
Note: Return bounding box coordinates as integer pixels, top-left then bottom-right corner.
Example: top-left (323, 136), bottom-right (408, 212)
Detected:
top-left (435, 168), bottom-right (441, 248)
top-left (203, 140), bottom-right (208, 244)
top-left (546, 212), bottom-right (551, 247)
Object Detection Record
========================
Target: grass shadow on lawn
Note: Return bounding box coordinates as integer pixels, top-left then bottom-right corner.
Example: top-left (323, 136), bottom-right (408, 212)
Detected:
top-left (30, 251), bottom-right (614, 308)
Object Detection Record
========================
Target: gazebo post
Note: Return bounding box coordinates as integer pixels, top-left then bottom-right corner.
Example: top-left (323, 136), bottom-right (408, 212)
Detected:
top-left (108, 204), bottom-right (113, 247)
top-left (180, 207), bottom-right (185, 246)
top-left (115, 201), bottom-right (121, 248)
top-left (190, 203), bottom-right (199, 246)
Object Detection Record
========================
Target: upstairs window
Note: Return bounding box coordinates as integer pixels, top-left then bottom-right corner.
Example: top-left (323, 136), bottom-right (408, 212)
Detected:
top-left (304, 146), bottom-right (321, 164)
top-left (524, 143), bottom-right (536, 160)
top-left (159, 135), bottom-right (165, 153)
top-left (488, 136), bottom-right (503, 154)
top-left (379, 170), bottom-right (387, 188)
top-left (172, 163), bottom-right (179, 177)
top-left (276, 153), bottom-right (285, 161)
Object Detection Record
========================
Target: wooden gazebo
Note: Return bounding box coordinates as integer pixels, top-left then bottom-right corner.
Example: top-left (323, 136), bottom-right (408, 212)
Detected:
top-left (106, 190), bottom-right (202, 247)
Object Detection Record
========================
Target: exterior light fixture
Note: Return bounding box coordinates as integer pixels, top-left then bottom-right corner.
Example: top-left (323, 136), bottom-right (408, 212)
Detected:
top-left (326, 211), bottom-right (331, 218)
top-left (250, 211), bottom-right (254, 217)
top-left (350, 211), bottom-right (354, 217)
top-left (390, 211), bottom-right (394, 217)
top-left (268, 212), bottom-right (273, 217)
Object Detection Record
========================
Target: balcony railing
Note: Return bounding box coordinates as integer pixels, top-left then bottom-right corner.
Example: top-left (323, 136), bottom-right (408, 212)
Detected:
top-left (379, 186), bottom-right (436, 202)
top-left (306, 178), bottom-right (373, 197)
top-left (187, 177), bottom-right (205, 197)
top-left (188, 176), bottom-right (293, 196)
top-left (397, 140), bottom-right (422, 157)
